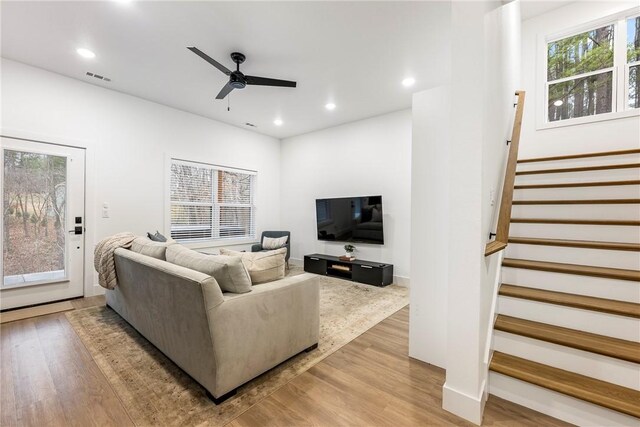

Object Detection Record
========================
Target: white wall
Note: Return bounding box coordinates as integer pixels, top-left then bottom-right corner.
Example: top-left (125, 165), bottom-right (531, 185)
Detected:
top-left (520, 1), bottom-right (640, 158)
top-left (409, 85), bottom-right (450, 368)
top-left (406, 1), bottom-right (520, 425)
top-left (1, 58), bottom-right (282, 296)
top-left (280, 110), bottom-right (412, 281)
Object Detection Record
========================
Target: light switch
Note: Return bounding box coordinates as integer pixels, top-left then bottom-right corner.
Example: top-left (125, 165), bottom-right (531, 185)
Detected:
top-left (102, 202), bottom-right (110, 218)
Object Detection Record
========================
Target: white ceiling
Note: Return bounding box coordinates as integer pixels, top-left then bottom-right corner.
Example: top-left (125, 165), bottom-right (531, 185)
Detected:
top-left (1, 1), bottom-right (451, 139)
top-left (520, 0), bottom-right (573, 21)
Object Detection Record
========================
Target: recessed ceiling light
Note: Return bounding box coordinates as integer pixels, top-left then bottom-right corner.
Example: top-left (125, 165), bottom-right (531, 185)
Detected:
top-left (274, 119), bottom-right (283, 126)
top-left (76, 48), bottom-right (96, 59)
top-left (325, 103), bottom-right (336, 111)
top-left (553, 99), bottom-right (564, 107)
top-left (114, 0), bottom-right (133, 3)
top-left (402, 77), bottom-right (415, 87)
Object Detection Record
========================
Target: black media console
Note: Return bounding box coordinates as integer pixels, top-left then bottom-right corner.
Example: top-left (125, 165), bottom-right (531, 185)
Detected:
top-left (303, 254), bottom-right (394, 287)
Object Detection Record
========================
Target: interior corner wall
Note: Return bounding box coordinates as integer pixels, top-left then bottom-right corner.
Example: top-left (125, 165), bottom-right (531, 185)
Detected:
top-left (1, 58), bottom-right (282, 296)
top-left (279, 110), bottom-right (412, 281)
top-left (409, 85), bottom-right (450, 369)
top-left (520, 1), bottom-right (640, 158)
top-left (440, 1), bottom-right (519, 425)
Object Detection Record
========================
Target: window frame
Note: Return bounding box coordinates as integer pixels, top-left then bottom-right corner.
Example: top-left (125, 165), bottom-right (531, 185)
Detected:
top-left (537, 7), bottom-right (640, 130)
top-left (165, 156), bottom-right (258, 248)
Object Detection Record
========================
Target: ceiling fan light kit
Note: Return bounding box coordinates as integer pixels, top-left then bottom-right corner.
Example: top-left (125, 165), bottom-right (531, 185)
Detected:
top-left (187, 47), bottom-right (297, 100)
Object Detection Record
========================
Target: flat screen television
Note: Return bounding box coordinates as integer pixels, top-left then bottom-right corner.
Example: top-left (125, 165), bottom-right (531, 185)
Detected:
top-left (315, 195), bottom-right (384, 245)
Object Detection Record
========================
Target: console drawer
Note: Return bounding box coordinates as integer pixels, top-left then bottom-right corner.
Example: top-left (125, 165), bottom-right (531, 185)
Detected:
top-left (304, 256), bottom-right (327, 275)
top-left (352, 264), bottom-right (383, 286)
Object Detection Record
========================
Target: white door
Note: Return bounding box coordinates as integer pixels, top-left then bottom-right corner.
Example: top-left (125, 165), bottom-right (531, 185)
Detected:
top-left (0, 137), bottom-right (85, 310)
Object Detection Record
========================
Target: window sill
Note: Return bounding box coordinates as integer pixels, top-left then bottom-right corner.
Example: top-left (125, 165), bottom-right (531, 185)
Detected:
top-left (537, 108), bottom-right (640, 131)
top-left (181, 238), bottom-right (259, 251)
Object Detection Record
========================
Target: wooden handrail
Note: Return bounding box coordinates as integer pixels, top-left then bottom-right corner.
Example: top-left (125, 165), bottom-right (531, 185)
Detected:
top-left (485, 90), bottom-right (526, 257)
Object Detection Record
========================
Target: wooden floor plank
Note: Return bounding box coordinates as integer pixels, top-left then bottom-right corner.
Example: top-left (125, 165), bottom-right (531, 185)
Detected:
top-left (2, 297), bottom-right (569, 427)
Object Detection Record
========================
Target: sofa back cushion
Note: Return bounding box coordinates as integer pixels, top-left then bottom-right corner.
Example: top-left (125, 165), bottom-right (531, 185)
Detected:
top-left (130, 237), bottom-right (174, 260)
top-left (219, 247), bottom-right (286, 284)
top-left (262, 235), bottom-right (288, 250)
top-left (166, 244), bottom-right (252, 294)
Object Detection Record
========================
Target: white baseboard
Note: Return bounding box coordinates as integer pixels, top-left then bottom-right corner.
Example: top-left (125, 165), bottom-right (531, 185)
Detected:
top-left (442, 381), bottom-right (485, 425)
top-left (92, 284), bottom-right (106, 296)
top-left (393, 275), bottom-right (410, 287)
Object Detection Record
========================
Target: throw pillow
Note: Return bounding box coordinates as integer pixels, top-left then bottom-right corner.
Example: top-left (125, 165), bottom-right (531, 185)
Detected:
top-left (219, 247), bottom-right (287, 284)
top-left (130, 237), bottom-right (174, 260)
top-left (262, 235), bottom-right (288, 250)
top-left (147, 230), bottom-right (168, 242)
top-left (166, 244), bottom-right (252, 294)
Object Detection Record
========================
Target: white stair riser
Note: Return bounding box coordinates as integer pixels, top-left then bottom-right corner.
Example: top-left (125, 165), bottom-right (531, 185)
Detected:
top-left (511, 204), bottom-right (640, 220)
top-left (509, 223), bottom-right (640, 244)
top-left (489, 372), bottom-right (640, 427)
top-left (514, 185), bottom-right (640, 200)
top-left (505, 244), bottom-right (640, 270)
top-left (516, 153), bottom-right (640, 173)
top-left (501, 267), bottom-right (640, 303)
top-left (514, 167), bottom-right (640, 185)
top-left (498, 297), bottom-right (640, 341)
top-left (493, 331), bottom-right (640, 389)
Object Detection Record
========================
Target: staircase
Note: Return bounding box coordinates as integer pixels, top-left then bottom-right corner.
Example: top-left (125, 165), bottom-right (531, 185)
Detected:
top-left (488, 148), bottom-right (640, 426)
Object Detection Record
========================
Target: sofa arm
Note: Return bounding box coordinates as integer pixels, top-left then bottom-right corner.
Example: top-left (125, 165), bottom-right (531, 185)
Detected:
top-left (208, 273), bottom-right (320, 396)
top-left (251, 243), bottom-right (263, 252)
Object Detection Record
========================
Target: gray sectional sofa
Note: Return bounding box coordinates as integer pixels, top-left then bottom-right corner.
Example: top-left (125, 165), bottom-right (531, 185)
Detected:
top-left (106, 245), bottom-right (320, 403)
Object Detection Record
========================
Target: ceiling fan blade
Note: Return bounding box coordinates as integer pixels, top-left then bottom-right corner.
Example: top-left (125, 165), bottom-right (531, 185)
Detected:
top-left (216, 82), bottom-right (234, 99)
top-left (187, 47), bottom-right (231, 76)
top-left (245, 75), bottom-right (297, 88)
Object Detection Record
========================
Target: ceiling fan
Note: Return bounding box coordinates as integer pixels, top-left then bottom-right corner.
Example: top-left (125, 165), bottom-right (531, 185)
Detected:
top-left (188, 47), bottom-right (297, 100)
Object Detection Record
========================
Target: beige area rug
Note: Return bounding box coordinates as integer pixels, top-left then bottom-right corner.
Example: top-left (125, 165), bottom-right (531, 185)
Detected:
top-left (66, 268), bottom-right (409, 426)
top-left (1, 300), bottom-right (74, 324)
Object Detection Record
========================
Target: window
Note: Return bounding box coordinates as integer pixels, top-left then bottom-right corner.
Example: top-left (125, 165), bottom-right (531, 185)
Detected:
top-left (169, 159), bottom-right (256, 242)
top-left (628, 16), bottom-right (640, 108)
top-left (545, 10), bottom-right (640, 124)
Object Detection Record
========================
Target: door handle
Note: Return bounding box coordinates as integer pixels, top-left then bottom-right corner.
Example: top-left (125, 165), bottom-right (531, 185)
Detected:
top-left (68, 226), bottom-right (83, 235)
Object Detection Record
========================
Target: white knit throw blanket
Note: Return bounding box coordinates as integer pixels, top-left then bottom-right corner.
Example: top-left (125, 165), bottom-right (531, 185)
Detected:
top-left (94, 232), bottom-right (136, 290)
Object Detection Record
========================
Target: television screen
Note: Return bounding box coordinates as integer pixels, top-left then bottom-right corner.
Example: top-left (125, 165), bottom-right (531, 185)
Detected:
top-left (315, 196), bottom-right (384, 245)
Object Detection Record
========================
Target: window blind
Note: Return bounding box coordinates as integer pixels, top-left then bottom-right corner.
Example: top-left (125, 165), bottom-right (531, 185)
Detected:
top-left (170, 159), bottom-right (256, 242)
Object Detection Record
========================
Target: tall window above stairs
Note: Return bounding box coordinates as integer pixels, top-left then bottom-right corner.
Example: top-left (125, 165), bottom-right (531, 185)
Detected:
top-left (544, 9), bottom-right (640, 125)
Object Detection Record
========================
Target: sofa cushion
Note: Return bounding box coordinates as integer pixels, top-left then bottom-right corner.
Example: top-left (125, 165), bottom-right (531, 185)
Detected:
top-left (130, 237), bottom-right (173, 260)
top-left (166, 244), bottom-right (252, 294)
top-left (262, 235), bottom-right (288, 250)
top-left (219, 247), bottom-right (286, 284)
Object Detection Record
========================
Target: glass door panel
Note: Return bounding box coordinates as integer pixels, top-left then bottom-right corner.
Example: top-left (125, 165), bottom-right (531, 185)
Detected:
top-left (3, 149), bottom-right (67, 287)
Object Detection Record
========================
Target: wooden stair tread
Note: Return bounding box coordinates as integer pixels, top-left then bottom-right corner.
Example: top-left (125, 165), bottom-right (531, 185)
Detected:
top-left (489, 352), bottom-right (640, 418)
top-left (508, 237), bottom-right (640, 252)
top-left (513, 199), bottom-right (640, 205)
top-left (499, 284), bottom-right (640, 319)
top-left (511, 218), bottom-right (640, 226)
top-left (515, 163), bottom-right (639, 175)
top-left (514, 180), bottom-right (640, 189)
top-left (518, 149), bottom-right (640, 164)
top-left (502, 258), bottom-right (640, 282)
top-left (494, 315), bottom-right (640, 363)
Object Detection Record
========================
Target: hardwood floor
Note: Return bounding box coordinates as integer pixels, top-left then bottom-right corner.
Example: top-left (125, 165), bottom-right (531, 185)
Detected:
top-left (0, 298), bottom-right (569, 426)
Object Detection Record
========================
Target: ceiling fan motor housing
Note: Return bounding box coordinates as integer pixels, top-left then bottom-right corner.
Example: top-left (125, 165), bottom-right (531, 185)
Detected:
top-left (230, 72), bottom-right (247, 89)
